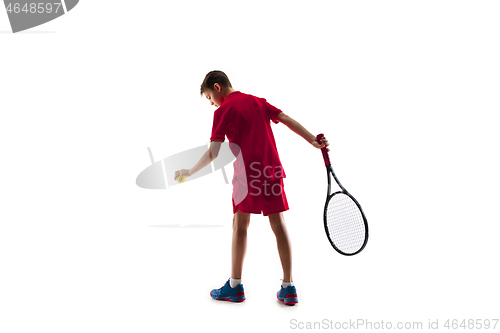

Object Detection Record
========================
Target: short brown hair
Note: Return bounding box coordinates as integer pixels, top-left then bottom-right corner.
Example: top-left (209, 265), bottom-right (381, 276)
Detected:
top-left (200, 70), bottom-right (232, 96)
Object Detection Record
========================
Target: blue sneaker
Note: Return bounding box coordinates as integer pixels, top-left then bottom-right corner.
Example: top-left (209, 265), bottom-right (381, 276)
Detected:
top-left (210, 279), bottom-right (246, 302)
top-left (277, 285), bottom-right (298, 305)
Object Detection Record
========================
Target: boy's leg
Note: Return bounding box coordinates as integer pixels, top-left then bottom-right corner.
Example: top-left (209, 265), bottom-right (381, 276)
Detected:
top-left (231, 209), bottom-right (251, 279)
top-left (268, 212), bottom-right (293, 282)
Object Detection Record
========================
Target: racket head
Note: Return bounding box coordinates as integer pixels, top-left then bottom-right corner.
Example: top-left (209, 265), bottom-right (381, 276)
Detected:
top-left (323, 190), bottom-right (369, 256)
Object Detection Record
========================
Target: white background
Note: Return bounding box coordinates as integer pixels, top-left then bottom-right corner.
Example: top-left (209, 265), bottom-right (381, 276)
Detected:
top-left (1, 1), bottom-right (499, 332)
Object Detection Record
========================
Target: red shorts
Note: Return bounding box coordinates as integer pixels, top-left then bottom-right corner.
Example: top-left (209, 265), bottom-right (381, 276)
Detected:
top-left (232, 176), bottom-right (289, 216)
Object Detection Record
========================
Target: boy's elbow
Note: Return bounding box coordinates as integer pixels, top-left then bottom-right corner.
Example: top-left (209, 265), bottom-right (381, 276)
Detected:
top-left (209, 150), bottom-right (218, 162)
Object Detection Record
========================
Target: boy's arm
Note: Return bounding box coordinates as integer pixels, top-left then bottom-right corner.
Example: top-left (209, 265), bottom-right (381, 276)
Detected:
top-left (277, 112), bottom-right (315, 144)
top-left (277, 112), bottom-right (330, 151)
top-left (188, 140), bottom-right (222, 176)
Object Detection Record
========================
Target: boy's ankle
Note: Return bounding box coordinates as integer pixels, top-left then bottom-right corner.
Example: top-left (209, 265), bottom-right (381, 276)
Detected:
top-left (229, 277), bottom-right (242, 288)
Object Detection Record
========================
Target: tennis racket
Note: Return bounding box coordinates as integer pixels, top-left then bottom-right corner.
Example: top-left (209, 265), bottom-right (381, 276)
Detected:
top-left (317, 133), bottom-right (368, 256)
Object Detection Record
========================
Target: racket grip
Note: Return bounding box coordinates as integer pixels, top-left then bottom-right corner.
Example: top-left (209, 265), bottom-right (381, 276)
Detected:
top-left (316, 133), bottom-right (331, 167)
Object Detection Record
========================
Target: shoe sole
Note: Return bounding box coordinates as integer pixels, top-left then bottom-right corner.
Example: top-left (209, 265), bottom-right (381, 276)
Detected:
top-left (210, 291), bottom-right (246, 302)
top-left (277, 292), bottom-right (298, 305)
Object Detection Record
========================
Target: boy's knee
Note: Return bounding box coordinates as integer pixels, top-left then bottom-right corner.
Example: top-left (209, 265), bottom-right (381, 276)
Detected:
top-left (233, 219), bottom-right (250, 232)
top-left (269, 217), bottom-right (285, 232)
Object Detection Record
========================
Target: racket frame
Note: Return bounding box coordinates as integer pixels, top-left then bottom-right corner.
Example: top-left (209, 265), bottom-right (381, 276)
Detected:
top-left (317, 133), bottom-right (369, 256)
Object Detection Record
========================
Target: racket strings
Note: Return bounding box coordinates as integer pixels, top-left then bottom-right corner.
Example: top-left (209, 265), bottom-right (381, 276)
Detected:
top-left (326, 193), bottom-right (366, 254)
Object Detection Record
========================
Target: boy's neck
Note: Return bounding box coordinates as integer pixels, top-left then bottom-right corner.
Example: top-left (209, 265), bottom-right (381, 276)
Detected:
top-left (223, 87), bottom-right (236, 98)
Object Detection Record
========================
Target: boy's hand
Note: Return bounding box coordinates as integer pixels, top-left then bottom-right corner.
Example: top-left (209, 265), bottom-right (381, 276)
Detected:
top-left (311, 136), bottom-right (330, 152)
top-left (174, 169), bottom-right (191, 182)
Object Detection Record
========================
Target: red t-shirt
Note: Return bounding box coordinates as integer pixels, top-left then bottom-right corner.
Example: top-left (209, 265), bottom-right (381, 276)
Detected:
top-left (210, 91), bottom-right (286, 182)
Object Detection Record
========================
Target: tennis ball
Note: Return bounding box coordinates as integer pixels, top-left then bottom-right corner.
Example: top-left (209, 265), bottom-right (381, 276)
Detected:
top-left (175, 176), bottom-right (187, 183)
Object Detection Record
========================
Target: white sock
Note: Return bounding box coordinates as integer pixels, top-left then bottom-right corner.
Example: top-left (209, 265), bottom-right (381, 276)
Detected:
top-left (282, 280), bottom-right (294, 288)
top-left (230, 278), bottom-right (242, 288)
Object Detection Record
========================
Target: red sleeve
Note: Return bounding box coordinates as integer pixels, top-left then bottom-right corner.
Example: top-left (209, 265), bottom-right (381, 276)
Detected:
top-left (210, 110), bottom-right (226, 142)
top-left (265, 100), bottom-right (282, 124)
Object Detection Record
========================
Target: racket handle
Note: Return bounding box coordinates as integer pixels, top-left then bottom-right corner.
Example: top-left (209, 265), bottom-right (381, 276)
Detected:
top-left (316, 133), bottom-right (331, 167)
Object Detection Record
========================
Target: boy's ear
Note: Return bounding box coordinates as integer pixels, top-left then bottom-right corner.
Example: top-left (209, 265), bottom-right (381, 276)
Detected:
top-left (213, 83), bottom-right (222, 92)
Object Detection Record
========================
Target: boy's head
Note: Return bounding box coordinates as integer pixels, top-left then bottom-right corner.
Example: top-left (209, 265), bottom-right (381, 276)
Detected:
top-left (200, 70), bottom-right (234, 108)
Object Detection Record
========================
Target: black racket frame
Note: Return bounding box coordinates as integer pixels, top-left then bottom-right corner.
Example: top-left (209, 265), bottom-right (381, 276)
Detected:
top-left (322, 151), bottom-right (369, 256)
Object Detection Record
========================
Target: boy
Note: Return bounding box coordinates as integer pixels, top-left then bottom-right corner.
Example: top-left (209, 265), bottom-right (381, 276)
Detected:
top-left (174, 70), bottom-right (329, 305)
